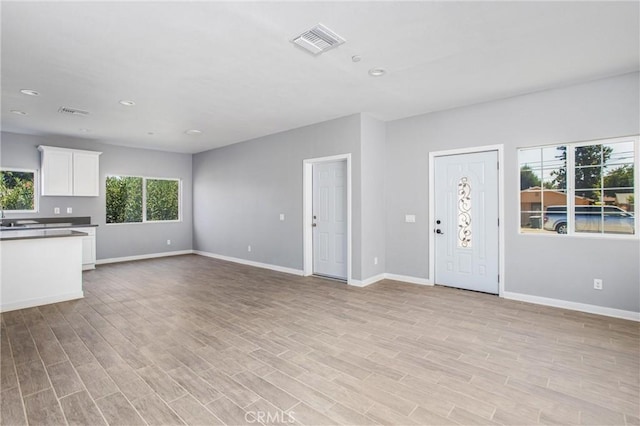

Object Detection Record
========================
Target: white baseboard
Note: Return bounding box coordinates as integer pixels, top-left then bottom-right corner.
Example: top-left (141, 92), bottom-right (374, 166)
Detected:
top-left (92, 253), bottom-right (638, 322)
top-left (349, 273), bottom-right (432, 287)
top-left (96, 250), bottom-right (194, 265)
top-left (503, 291), bottom-right (640, 322)
top-left (0, 291), bottom-right (84, 313)
top-left (384, 273), bottom-right (433, 286)
top-left (194, 250), bottom-right (304, 276)
top-left (349, 273), bottom-right (386, 287)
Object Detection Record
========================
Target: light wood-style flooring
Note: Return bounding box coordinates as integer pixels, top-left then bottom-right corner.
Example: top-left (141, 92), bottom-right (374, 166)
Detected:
top-left (1, 254), bottom-right (638, 425)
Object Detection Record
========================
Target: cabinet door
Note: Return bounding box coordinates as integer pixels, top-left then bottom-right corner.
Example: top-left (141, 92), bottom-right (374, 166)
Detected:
top-left (41, 150), bottom-right (73, 195)
top-left (81, 236), bottom-right (95, 265)
top-left (73, 152), bottom-right (100, 196)
top-left (69, 227), bottom-right (96, 269)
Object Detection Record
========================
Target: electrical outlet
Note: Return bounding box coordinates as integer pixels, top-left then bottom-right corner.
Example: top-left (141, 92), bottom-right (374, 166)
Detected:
top-left (374, 257), bottom-right (378, 265)
top-left (248, 245), bottom-right (252, 252)
top-left (405, 214), bottom-right (416, 223)
top-left (167, 239), bottom-right (171, 245)
top-left (66, 207), bottom-right (72, 214)
top-left (593, 278), bottom-right (603, 290)
top-left (54, 207), bottom-right (60, 214)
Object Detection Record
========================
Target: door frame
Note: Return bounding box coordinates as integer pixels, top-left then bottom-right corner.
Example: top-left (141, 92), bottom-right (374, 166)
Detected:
top-left (428, 144), bottom-right (505, 296)
top-left (303, 154), bottom-right (352, 284)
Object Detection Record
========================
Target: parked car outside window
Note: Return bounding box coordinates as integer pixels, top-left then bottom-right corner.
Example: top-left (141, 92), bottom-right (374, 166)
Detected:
top-left (543, 205), bottom-right (635, 234)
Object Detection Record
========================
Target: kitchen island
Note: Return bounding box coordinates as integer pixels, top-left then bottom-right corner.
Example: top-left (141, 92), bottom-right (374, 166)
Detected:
top-left (0, 229), bottom-right (86, 312)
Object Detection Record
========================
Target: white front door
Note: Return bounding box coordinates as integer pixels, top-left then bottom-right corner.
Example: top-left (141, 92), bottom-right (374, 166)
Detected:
top-left (434, 151), bottom-right (499, 294)
top-left (313, 161), bottom-right (347, 280)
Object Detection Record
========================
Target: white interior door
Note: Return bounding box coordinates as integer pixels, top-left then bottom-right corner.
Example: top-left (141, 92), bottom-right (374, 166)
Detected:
top-left (313, 161), bottom-right (347, 280)
top-left (434, 151), bottom-right (499, 294)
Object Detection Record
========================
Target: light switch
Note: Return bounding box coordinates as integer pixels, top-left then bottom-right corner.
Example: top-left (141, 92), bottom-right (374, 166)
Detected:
top-left (67, 207), bottom-right (73, 214)
top-left (54, 207), bottom-right (60, 215)
top-left (405, 214), bottom-right (416, 223)
top-left (279, 213), bottom-right (285, 221)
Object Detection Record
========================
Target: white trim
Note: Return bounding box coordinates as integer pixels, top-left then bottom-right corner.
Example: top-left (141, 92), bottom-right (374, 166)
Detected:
top-left (503, 291), bottom-right (640, 322)
top-left (428, 144), bottom-right (505, 296)
top-left (349, 273), bottom-right (386, 287)
top-left (0, 292), bottom-right (84, 313)
top-left (384, 273), bottom-right (433, 286)
top-left (302, 154), bottom-right (352, 284)
top-left (194, 250), bottom-right (304, 276)
top-left (96, 250), bottom-right (193, 265)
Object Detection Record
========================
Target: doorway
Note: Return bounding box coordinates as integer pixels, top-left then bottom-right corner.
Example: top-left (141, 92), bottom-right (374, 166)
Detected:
top-left (303, 154), bottom-right (352, 283)
top-left (430, 147), bottom-right (504, 294)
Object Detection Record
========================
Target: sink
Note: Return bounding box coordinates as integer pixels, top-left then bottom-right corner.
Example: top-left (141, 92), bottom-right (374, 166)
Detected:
top-left (0, 224), bottom-right (26, 229)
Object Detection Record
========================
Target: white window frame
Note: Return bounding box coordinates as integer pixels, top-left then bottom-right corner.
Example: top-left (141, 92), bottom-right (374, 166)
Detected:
top-left (518, 135), bottom-right (638, 239)
top-left (105, 174), bottom-right (182, 225)
top-left (0, 167), bottom-right (39, 214)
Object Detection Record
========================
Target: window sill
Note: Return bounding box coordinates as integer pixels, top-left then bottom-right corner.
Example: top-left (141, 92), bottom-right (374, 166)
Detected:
top-left (105, 220), bottom-right (182, 226)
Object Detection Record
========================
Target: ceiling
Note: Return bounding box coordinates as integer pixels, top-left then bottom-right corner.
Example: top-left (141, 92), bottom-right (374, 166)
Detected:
top-left (2, 1), bottom-right (638, 154)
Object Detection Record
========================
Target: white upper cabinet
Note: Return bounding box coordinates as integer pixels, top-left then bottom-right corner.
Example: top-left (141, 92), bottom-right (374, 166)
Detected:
top-left (38, 146), bottom-right (102, 196)
top-left (72, 151), bottom-right (101, 196)
top-left (39, 147), bottom-right (73, 196)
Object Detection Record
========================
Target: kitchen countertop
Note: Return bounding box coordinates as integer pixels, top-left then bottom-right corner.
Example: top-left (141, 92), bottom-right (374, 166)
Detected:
top-left (0, 216), bottom-right (98, 231)
top-left (0, 229), bottom-right (88, 241)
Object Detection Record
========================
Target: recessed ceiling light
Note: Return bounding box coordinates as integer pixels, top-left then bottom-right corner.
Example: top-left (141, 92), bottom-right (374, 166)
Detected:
top-left (79, 128), bottom-right (90, 133)
top-left (119, 100), bottom-right (136, 106)
top-left (20, 89), bottom-right (40, 96)
top-left (368, 68), bottom-right (386, 77)
top-left (10, 110), bottom-right (28, 115)
top-left (351, 55), bottom-right (361, 62)
top-left (185, 129), bottom-right (202, 135)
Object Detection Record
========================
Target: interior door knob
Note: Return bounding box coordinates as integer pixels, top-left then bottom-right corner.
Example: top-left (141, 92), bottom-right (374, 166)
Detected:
top-left (435, 229), bottom-right (443, 234)
top-left (312, 223), bottom-right (317, 227)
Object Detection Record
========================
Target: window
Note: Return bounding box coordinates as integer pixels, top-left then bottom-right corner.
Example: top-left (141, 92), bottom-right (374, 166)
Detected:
top-left (106, 176), bottom-right (180, 224)
top-left (519, 136), bottom-right (637, 237)
top-left (0, 168), bottom-right (37, 212)
top-left (146, 178), bottom-right (180, 221)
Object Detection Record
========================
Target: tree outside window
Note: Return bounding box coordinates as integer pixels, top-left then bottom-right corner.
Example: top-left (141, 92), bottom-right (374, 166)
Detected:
top-left (1, 169), bottom-right (36, 212)
top-left (146, 179), bottom-right (179, 221)
top-left (106, 176), bottom-right (180, 224)
top-left (106, 176), bottom-right (142, 223)
top-left (519, 136), bottom-right (636, 236)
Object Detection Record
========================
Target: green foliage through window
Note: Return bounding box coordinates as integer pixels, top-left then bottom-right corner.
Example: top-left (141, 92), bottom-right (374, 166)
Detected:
top-left (106, 176), bottom-right (179, 224)
top-left (106, 176), bottom-right (142, 223)
top-left (146, 179), bottom-right (179, 221)
top-left (1, 170), bottom-right (36, 211)
top-left (519, 164), bottom-right (541, 190)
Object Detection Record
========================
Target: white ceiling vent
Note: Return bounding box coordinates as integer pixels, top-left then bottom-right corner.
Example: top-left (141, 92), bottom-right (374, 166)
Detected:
top-left (58, 106), bottom-right (89, 116)
top-left (292, 24), bottom-right (345, 55)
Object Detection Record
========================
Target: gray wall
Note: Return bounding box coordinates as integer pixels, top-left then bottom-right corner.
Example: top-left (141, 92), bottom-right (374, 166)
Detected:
top-left (360, 115), bottom-right (386, 279)
top-left (0, 132), bottom-right (193, 260)
top-left (193, 114), bottom-right (365, 278)
top-left (386, 72), bottom-right (640, 312)
top-left (3, 73), bottom-right (637, 313)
